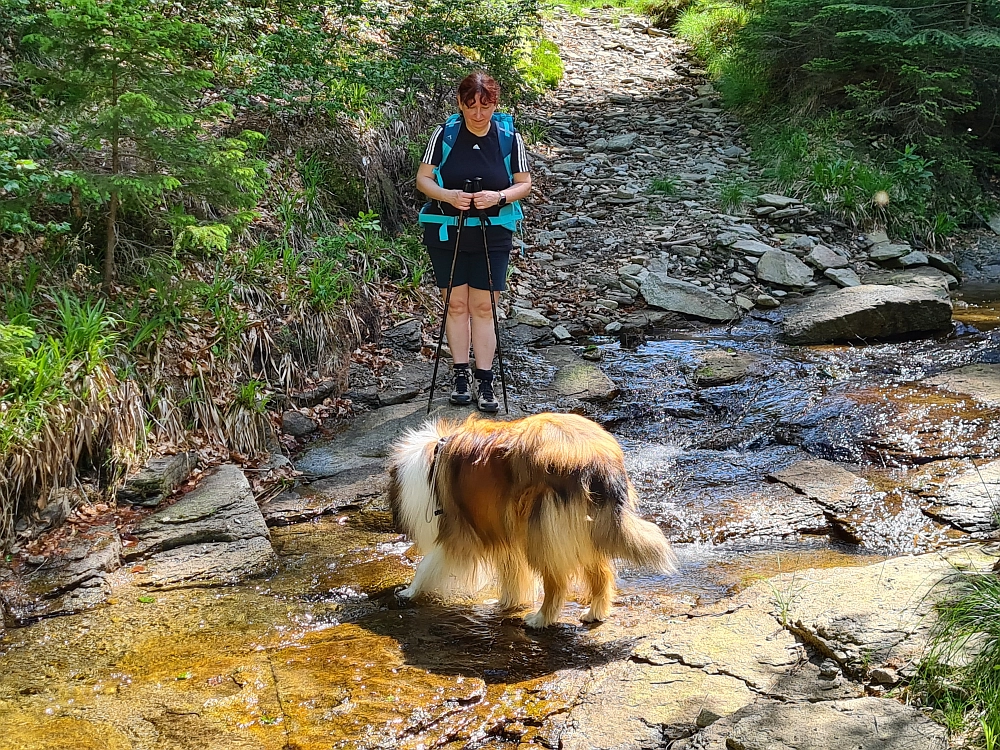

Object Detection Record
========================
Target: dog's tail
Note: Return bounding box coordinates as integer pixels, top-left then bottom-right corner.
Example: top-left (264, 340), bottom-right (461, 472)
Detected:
top-left (589, 470), bottom-right (677, 573)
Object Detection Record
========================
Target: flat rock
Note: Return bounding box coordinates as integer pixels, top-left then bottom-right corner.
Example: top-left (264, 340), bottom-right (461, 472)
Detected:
top-left (542, 345), bottom-right (619, 402)
top-left (641, 273), bottom-right (739, 321)
top-left (771, 549), bottom-right (992, 675)
top-left (923, 458), bottom-right (1000, 533)
top-left (732, 239), bottom-right (775, 257)
top-left (124, 464), bottom-right (270, 561)
top-left (869, 243), bottom-right (911, 262)
top-left (769, 459), bottom-right (870, 542)
top-left (132, 537), bottom-right (278, 589)
top-left (869, 266), bottom-right (959, 292)
top-left (924, 363), bottom-right (1000, 406)
top-left (757, 250), bottom-right (815, 287)
top-left (683, 697), bottom-right (946, 750)
top-left (768, 459), bottom-right (866, 515)
top-left (757, 194), bottom-right (801, 209)
top-left (780, 284), bottom-right (952, 344)
top-left (513, 307), bottom-right (552, 327)
top-left (824, 267), bottom-right (861, 287)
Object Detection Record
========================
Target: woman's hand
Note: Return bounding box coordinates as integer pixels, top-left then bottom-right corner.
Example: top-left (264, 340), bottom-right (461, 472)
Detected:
top-left (472, 190), bottom-right (502, 210)
top-left (447, 189), bottom-right (472, 211)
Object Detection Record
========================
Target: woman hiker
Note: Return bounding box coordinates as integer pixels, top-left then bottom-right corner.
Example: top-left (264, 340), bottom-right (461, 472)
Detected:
top-left (417, 71), bottom-right (532, 412)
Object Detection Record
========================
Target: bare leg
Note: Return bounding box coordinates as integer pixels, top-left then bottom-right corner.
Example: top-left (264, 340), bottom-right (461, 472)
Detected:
top-left (582, 559), bottom-right (616, 623)
top-left (524, 573), bottom-right (568, 629)
top-left (442, 285), bottom-right (471, 365)
top-left (468, 287), bottom-right (500, 369)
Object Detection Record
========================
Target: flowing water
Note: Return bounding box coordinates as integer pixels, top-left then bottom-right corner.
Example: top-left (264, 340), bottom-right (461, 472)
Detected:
top-left (3, 289), bottom-right (1000, 749)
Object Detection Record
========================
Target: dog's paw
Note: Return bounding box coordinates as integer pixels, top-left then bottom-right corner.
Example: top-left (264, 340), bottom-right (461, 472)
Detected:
top-left (397, 586), bottom-right (418, 600)
top-left (523, 610), bottom-right (553, 629)
top-left (580, 608), bottom-right (608, 624)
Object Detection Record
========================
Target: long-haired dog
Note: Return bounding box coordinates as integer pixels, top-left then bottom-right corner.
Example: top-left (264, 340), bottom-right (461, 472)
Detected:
top-left (388, 412), bottom-right (675, 628)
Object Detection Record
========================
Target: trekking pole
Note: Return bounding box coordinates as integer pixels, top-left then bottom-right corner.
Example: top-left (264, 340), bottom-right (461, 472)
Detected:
top-left (427, 183), bottom-right (472, 414)
top-left (471, 178), bottom-right (509, 415)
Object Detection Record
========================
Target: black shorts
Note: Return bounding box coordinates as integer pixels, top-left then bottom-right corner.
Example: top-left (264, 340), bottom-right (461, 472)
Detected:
top-left (427, 247), bottom-right (510, 291)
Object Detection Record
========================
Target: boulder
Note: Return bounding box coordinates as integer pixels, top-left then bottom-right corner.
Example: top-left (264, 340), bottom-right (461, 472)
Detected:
top-left (542, 345), bottom-right (619, 403)
top-left (282, 410), bottom-right (317, 437)
top-left (124, 464), bottom-right (275, 587)
top-left (804, 245), bottom-right (848, 270)
top-left (118, 452), bottom-right (198, 506)
top-left (756, 250), bottom-right (814, 287)
top-left (640, 273), bottom-right (739, 321)
top-left (780, 284), bottom-right (952, 344)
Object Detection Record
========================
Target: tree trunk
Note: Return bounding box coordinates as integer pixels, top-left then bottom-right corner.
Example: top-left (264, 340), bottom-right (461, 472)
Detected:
top-left (102, 189), bottom-right (118, 295)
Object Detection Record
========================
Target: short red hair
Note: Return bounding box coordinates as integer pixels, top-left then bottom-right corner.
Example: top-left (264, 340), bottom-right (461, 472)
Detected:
top-left (457, 72), bottom-right (500, 108)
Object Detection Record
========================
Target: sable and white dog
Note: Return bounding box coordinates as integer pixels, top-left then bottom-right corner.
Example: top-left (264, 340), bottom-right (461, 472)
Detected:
top-left (388, 412), bottom-right (675, 628)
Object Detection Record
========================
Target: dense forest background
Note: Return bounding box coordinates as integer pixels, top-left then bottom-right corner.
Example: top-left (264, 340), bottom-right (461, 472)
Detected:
top-left (0, 0), bottom-right (998, 546)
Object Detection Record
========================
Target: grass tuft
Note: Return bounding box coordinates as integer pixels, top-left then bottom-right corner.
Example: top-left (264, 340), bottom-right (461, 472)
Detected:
top-left (915, 567), bottom-right (1000, 744)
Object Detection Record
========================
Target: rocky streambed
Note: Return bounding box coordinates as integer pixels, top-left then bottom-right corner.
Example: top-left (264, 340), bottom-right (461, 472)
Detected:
top-left (4, 7), bottom-right (1000, 750)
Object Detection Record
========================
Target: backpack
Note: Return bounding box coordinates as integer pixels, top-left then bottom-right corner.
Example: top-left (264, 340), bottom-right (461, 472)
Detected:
top-left (418, 112), bottom-right (524, 242)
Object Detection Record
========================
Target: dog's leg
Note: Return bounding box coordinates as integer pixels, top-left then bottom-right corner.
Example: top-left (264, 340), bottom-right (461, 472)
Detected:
top-left (524, 573), bottom-right (568, 629)
top-left (398, 546), bottom-right (447, 599)
top-left (581, 559), bottom-right (615, 623)
top-left (496, 549), bottom-right (535, 610)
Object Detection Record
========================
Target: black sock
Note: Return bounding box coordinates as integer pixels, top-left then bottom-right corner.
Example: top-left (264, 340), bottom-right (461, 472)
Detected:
top-left (474, 368), bottom-right (493, 382)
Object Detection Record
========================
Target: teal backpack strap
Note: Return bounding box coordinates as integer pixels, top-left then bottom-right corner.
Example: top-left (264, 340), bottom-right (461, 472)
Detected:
top-left (492, 112), bottom-right (516, 183)
top-left (433, 113), bottom-right (464, 187)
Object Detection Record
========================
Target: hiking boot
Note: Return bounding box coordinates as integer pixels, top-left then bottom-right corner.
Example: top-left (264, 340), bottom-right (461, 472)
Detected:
top-left (474, 369), bottom-right (499, 413)
top-left (449, 365), bottom-right (472, 405)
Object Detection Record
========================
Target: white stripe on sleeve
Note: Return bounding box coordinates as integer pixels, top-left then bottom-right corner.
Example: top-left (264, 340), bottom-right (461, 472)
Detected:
top-left (514, 132), bottom-right (529, 173)
top-left (422, 126), bottom-right (443, 165)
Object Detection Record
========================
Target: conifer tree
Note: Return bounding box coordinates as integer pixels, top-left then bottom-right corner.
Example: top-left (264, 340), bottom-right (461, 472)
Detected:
top-left (22, 0), bottom-right (263, 292)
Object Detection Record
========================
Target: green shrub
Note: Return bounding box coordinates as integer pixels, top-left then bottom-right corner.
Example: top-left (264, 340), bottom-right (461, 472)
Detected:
top-left (523, 39), bottom-right (564, 91)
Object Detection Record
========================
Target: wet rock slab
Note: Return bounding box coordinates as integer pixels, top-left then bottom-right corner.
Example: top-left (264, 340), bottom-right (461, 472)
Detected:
top-left (924, 362), bottom-right (1000, 407)
top-left (768, 458), bottom-right (870, 541)
top-left (260, 465), bottom-right (389, 526)
top-left (0, 523), bottom-right (122, 624)
top-left (923, 457), bottom-right (1000, 534)
top-left (780, 284), bottom-right (952, 344)
top-left (294, 401), bottom-right (455, 480)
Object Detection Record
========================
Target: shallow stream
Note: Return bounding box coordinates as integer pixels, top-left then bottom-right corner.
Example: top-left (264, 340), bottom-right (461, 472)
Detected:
top-left (2, 288), bottom-right (1000, 749)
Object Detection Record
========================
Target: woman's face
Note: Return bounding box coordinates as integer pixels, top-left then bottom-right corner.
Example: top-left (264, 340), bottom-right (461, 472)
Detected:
top-left (458, 94), bottom-right (496, 131)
